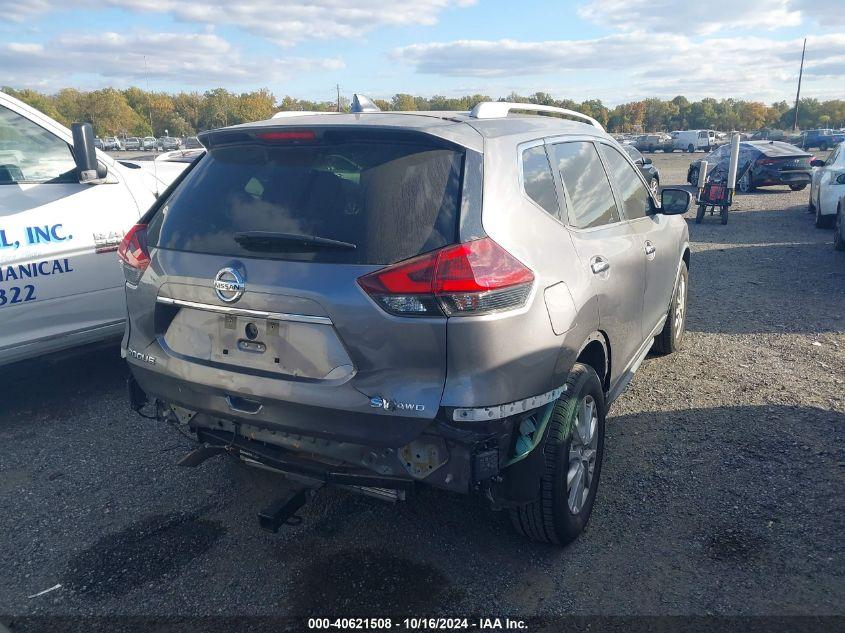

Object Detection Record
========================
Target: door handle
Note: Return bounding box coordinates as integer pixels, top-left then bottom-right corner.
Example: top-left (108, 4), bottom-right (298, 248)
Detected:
top-left (644, 241), bottom-right (656, 256)
top-left (590, 256), bottom-right (610, 274)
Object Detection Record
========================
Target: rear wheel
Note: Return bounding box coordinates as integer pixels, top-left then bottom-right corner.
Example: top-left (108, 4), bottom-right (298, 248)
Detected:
top-left (509, 363), bottom-right (605, 546)
top-left (835, 203), bottom-right (845, 251)
top-left (720, 206), bottom-right (729, 225)
top-left (695, 204), bottom-right (706, 223)
top-left (816, 203), bottom-right (835, 229)
top-left (687, 144), bottom-right (695, 153)
top-left (649, 178), bottom-right (659, 197)
top-left (738, 170), bottom-right (755, 193)
top-left (653, 263), bottom-right (688, 355)
top-left (820, 142), bottom-right (829, 152)
top-left (790, 183), bottom-right (807, 191)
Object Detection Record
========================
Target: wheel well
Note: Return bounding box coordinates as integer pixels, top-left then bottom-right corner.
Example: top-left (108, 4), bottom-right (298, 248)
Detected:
top-left (577, 339), bottom-right (609, 392)
top-left (682, 247), bottom-right (690, 271)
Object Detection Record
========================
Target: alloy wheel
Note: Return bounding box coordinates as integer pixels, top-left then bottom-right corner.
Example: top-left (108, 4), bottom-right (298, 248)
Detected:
top-left (674, 274), bottom-right (686, 340)
top-left (567, 395), bottom-right (599, 514)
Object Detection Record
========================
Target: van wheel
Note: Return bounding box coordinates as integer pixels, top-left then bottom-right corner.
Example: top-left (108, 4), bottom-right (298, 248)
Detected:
top-left (652, 263), bottom-right (688, 355)
top-left (509, 363), bottom-right (605, 546)
top-left (687, 144), bottom-right (695, 153)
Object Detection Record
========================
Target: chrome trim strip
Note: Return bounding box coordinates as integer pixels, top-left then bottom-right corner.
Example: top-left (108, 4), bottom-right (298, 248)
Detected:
top-left (452, 385), bottom-right (568, 422)
top-left (156, 297), bottom-right (333, 325)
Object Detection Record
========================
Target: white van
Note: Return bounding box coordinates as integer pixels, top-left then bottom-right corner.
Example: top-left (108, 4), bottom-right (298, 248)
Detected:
top-left (0, 91), bottom-right (192, 366)
top-left (672, 129), bottom-right (716, 152)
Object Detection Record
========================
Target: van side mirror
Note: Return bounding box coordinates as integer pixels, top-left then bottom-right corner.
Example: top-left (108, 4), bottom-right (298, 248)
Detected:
top-left (71, 122), bottom-right (107, 183)
top-left (659, 187), bottom-right (692, 215)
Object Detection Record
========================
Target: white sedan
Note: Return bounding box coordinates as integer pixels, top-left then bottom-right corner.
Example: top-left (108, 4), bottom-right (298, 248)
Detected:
top-left (809, 141), bottom-right (845, 228)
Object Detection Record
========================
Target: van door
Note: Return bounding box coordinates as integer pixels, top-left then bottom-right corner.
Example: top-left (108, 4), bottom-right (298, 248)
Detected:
top-left (0, 104), bottom-right (140, 363)
top-left (548, 140), bottom-right (645, 383)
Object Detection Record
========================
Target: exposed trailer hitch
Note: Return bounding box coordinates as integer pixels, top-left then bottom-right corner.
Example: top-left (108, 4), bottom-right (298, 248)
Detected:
top-left (258, 488), bottom-right (313, 533)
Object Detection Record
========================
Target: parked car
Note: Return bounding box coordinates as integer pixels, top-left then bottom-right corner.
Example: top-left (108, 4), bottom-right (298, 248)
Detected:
top-left (750, 128), bottom-right (786, 142)
top-left (0, 90), bottom-right (189, 366)
top-left (808, 141), bottom-right (845, 228)
top-left (183, 136), bottom-right (202, 149)
top-left (158, 136), bottom-right (181, 151)
top-left (140, 136), bottom-right (157, 151)
top-left (102, 136), bottom-right (122, 151)
top-left (687, 141), bottom-right (812, 193)
top-left (799, 129), bottom-right (845, 151)
top-left (671, 129), bottom-right (715, 152)
top-left (121, 100), bottom-right (692, 545)
top-left (623, 144), bottom-right (660, 195)
top-left (634, 133), bottom-right (673, 153)
top-left (123, 137), bottom-right (141, 151)
top-left (94, 137), bottom-right (104, 150)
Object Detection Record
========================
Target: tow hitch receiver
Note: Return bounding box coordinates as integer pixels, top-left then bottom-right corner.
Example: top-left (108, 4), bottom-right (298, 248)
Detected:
top-left (258, 488), bottom-right (312, 533)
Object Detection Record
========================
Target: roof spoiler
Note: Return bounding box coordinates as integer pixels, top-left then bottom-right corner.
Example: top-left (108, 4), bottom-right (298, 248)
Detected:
top-left (469, 102), bottom-right (604, 131)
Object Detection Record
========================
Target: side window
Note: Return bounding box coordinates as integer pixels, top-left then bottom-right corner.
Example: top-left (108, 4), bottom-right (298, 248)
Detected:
top-left (600, 144), bottom-right (650, 220)
top-left (826, 146), bottom-right (839, 164)
top-left (551, 141), bottom-right (619, 229)
top-left (520, 144), bottom-right (559, 216)
top-left (0, 106), bottom-right (76, 184)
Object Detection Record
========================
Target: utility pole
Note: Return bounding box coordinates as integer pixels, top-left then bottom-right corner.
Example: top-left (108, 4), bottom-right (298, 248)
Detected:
top-left (336, 84), bottom-right (341, 112)
top-left (792, 38), bottom-right (806, 132)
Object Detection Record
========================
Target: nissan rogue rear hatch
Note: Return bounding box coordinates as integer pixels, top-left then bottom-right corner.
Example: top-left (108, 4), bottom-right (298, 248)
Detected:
top-left (141, 126), bottom-right (465, 419)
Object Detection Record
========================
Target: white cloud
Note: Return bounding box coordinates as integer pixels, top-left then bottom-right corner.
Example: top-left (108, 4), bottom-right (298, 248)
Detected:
top-left (0, 32), bottom-right (343, 90)
top-left (0, 0), bottom-right (476, 46)
top-left (395, 33), bottom-right (845, 103)
top-left (577, 0), bottom-right (800, 35)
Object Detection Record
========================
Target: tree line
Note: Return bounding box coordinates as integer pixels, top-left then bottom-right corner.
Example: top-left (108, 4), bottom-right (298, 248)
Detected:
top-left (3, 86), bottom-right (844, 137)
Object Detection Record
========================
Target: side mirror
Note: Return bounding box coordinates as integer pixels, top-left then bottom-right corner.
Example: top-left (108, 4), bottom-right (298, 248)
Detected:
top-left (659, 187), bottom-right (692, 215)
top-left (71, 122), bottom-right (107, 183)
top-left (810, 158), bottom-right (825, 168)
top-left (837, 173), bottom-right (845, 185)
top-left (642, 156), bottom-right (653, 165)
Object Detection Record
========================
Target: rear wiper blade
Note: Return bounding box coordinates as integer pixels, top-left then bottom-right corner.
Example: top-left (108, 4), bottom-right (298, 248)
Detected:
top-left (234, 231), bottom-right (356, 252)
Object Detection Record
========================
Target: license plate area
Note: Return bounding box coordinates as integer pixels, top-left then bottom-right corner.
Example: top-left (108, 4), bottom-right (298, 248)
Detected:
top-left (214, 314), bottom-right (285, 371)
top-left (162, 306), bottom-right (355, 381)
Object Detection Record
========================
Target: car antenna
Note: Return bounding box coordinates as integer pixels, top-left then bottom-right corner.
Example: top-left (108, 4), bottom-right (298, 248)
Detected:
top-left (143, 55), bottom-right (160, 197)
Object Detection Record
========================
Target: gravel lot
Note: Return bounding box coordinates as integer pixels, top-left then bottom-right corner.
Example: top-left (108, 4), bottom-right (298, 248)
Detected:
top-left (1, 151), bottom-right (843, 627)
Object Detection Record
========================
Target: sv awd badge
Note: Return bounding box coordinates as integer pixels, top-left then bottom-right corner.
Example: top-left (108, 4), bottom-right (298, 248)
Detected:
top-left (370, 397), bottom-right (425, 412)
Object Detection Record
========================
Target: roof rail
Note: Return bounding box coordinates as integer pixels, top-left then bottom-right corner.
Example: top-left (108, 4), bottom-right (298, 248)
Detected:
top-left (271, 111), bottom-right (342, 119)
top-left (469, 102), bottom-right (604, 131)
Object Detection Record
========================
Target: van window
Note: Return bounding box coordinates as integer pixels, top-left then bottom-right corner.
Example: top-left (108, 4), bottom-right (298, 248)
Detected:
top-left (0, 106), bottom-right (76, 184)
top-left (600, 145), bottom-right (650, 220)
top-left (698, 131), bottom-right (708, 139)
top-left (521, 145), bottom-right (559, 216)
top-left (550, 141), bottom-right (619, 229)
top-left (148, 130), bottom-right (464, 265)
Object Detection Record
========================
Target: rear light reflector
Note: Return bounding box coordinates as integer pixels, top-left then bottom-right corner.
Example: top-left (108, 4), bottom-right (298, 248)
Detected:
top-left (117, 223), bottom-right (150, 286)
top-left (358, 238), bottom-right (534, 317)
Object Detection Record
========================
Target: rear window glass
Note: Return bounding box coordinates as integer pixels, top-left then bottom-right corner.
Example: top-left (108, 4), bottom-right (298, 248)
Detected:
top-left (148, 131), bottom-right (464, 265)
top-left (521, 145), bottom-right (559, 216)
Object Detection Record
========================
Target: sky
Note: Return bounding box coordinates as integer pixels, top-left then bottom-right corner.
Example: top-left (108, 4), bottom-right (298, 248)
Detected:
top-left (0, 0), bottom-right (842, 106)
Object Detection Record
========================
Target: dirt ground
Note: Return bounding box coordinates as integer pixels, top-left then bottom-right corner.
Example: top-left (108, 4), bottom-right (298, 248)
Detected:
top-left (1, 150), bottom-right (842, 628)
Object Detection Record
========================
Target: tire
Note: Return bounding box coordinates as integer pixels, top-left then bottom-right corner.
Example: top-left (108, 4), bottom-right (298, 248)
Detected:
top-left (720, 206), bottom-right (729, 225)
top-left (652, 263), bottom-right (688, 355)
top-left (738, 170), bottom-right (755, 193)
top-left (509, 363), bottom-right (606, 546)
top-left (835, 204), bottom-right (845, 251)
top-left (816, 204), bottom-right (835, 229)
top-left (790, 184), bottom-right (807, 191)
top-left (695, 204), bottom-right (706, 224)
top-left (687, 144), bottom-right (695, 153)
top-left (688, 168), bottom-right (699, 186)
top-left (820, 142), bottom-right (829, 152)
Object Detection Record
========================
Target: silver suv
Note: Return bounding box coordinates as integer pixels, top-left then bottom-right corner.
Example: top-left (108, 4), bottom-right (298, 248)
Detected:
top-left (120, 100), bottom-right (692, 545)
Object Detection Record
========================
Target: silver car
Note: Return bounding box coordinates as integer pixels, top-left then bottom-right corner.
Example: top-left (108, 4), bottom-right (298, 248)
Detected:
top-left (120, 100), bottom-right (692, 545)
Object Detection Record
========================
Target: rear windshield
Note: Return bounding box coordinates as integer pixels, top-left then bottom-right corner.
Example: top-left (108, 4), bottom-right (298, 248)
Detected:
top-left (148, 130), bottom-right (464, 265)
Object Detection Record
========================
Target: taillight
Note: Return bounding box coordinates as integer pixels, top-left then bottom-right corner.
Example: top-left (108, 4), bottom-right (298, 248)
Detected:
top-left (256, 130), bottom-right (316, 142)
top-left (358, 238), bottom-right (534, 317)
top-left (117, 224), bottom-right (150, 286)
top-left (757, 158), bottom-right (777, 165)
